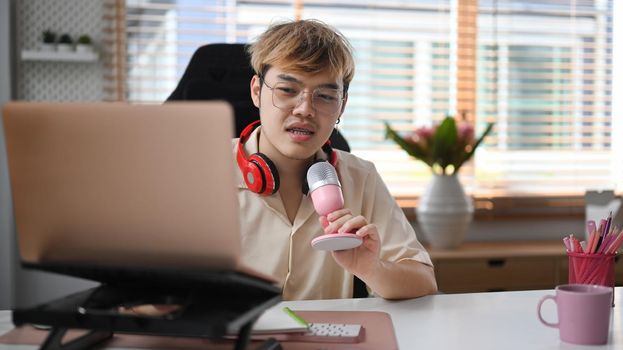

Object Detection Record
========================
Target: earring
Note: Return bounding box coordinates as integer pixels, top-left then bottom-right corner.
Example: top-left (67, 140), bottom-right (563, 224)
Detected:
top-left (336, 118), bottom-right (341, 125)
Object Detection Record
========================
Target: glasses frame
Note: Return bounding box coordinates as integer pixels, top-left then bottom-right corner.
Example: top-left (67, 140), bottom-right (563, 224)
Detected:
top-left (261, 78), bottom-right (345, 117)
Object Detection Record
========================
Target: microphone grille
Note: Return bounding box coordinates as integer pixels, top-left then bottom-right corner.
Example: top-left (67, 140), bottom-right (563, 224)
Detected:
top-left (307, 161), bottom-right (340, 192)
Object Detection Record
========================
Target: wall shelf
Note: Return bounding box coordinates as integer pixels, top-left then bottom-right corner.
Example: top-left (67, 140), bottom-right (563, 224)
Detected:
top-left (21, 49), bottom-right (98, 62)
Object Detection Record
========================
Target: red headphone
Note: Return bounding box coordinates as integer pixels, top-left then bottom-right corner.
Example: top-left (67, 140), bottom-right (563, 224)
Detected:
top-left (236, 120), bottom-right (338, 196)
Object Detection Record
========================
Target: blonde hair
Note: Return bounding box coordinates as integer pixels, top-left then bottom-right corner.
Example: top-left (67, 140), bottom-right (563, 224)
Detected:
top-left (248, 19), bottom-right (355, 92)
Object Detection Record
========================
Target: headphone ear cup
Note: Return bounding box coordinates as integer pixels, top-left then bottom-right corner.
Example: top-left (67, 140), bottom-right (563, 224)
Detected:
top-left (235, 121), bottom-right (280, 196)
top-left (242, 159), bottom-right (266, 194)
top-left (249, 153), bottom-right (280, 195)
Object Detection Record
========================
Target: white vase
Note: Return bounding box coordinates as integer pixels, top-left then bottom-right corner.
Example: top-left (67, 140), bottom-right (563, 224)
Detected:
top-left (416, 174), bottom-right (473, 249)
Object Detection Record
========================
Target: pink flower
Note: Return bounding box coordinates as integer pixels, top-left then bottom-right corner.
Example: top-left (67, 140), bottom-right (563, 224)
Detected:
top-left (385, 117), bottom-right (493, 176)
top-left (415, 126), bottom-right (435, 140)
top-left (406, 126), bottom-right (434, 147)
top-left (457, 122), bottom-right (474, 144)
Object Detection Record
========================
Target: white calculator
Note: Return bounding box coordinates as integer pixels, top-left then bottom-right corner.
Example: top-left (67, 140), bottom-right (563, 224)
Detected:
top-left (292, 323), bottom-right (364, 343)
top-left (249, 322), bottom-right (364, 343)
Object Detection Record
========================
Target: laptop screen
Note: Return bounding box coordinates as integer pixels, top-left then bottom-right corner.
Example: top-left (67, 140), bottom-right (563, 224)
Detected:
top-left (3, 102), bottom-right (244, 279)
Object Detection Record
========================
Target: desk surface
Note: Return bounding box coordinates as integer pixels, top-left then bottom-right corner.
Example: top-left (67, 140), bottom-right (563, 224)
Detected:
top-left (1, 288), bottom-right (622, 350)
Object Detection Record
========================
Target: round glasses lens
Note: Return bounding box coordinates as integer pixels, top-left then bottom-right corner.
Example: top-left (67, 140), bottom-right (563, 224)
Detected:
top-left (313, 88), bottom-right (342, 115)
top-left (271, 82), bottom-right (302, 109)
top-left (271, 82), bottom-right (342, 116)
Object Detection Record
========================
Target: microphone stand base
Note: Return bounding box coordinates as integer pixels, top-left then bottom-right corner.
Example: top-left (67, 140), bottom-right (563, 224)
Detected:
top-left (311, 233), bottom-right (362, 251)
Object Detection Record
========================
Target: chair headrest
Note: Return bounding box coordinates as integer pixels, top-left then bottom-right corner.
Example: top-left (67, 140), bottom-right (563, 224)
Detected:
top-left (167, 43), bottom-right (255, 102)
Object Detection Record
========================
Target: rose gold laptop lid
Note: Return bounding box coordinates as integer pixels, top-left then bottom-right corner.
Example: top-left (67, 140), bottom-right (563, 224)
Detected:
top-left (3, 102), bottom-right (265, 280)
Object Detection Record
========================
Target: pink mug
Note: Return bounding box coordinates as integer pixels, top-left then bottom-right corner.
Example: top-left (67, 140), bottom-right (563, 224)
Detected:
top-left (537, 284), bottom-right (612, 345)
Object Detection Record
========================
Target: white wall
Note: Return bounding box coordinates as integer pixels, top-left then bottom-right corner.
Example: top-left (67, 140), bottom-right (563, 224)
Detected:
top-left (17, 0), bottom-right (105, 101)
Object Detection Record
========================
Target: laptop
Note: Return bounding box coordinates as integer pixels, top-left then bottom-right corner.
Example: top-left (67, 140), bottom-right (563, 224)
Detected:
top-left (3, 102), bottom-right (276, 288)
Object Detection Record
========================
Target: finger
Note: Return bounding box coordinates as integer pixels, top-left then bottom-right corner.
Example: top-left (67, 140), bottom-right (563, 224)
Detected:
top-left (319, 216), bottom-right (329, 228)
top-left (361, 225), bottom-right (381, 252)
top-left (356, 224), bottom-right (378, 238)
top-left (326, 208), bottom-right (352, 222)
top-left (337, 215), bottom-right (367, 233)
top-left (325, 214), bottom-right (354, 234)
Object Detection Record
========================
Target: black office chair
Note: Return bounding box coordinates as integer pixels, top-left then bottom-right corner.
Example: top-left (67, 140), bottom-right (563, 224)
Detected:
top-left (166, 43), bottom-right (350, 152)
top-left (167, 43), bottom-right (366, 298)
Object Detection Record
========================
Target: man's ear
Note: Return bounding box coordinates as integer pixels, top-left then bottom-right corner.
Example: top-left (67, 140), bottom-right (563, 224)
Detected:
top-left (250, 75), bottom-right (261, 108)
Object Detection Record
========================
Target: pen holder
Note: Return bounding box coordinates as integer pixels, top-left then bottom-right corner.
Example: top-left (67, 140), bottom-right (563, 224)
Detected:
top-left (567, 252), bottom-right (616, 305)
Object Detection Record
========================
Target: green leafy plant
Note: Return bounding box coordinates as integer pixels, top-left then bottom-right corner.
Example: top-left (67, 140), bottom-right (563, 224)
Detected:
top-left (58, 33), bottom-right (73, 44)
top-left (77, 35), bottom-right (92, 45)
top-left (42, 29), bottom-right (56, 44)
top-left (384, 116), bottom-right (494, 175)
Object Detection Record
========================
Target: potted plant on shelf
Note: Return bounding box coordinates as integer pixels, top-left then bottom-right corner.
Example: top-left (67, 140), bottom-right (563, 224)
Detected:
top-left (76, 35), bottom-right (93, 54)
top-left (57, 33), bottom-right (73, 53)
top-left (385, 116), bottom-right (494, 249)
top-left (40, 29), bottom-right (56, 51)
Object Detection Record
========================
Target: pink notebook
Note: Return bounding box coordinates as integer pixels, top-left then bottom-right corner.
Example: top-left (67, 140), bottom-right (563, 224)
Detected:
top-left (0, 310), bottom-right (398, 350)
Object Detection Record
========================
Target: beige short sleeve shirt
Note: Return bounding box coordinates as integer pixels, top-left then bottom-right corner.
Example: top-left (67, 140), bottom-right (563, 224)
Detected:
top-left (233, 127), bottom-right (432, 300)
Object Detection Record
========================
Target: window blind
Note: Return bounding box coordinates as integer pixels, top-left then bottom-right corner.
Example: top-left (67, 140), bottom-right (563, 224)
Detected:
top-left (102, 0), bottom-right (619, 197)
top-left (475, 0), bottom-right (618, 195)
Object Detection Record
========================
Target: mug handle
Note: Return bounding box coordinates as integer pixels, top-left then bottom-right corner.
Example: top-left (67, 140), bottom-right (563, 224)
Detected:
top-left (537, 295), bottom-right (559, 328)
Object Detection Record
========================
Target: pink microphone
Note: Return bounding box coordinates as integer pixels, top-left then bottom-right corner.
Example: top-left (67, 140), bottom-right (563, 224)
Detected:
top-left (307, 162), bottom-right (363, 251)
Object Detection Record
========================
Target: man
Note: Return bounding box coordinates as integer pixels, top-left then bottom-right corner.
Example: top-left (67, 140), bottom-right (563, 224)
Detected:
top-left (234, 19), bottom-right (437, 300)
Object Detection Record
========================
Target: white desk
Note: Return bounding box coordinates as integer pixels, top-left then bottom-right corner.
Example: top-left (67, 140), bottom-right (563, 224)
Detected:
top-left (1, 288), bottom-right (622, 349)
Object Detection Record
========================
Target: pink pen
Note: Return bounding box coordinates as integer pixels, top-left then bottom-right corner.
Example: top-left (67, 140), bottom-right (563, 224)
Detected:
top-left (599, 226), bottom-right (617, 254)
top-left (563, 236), bottom-right (571, 252)
top-left (605, 232), bottom-right (622, 255)
top-left (594, 219), bottom-right (608, 252)
top-left (587, 229), bottom-right (597, 254)
top-left (587, 220), bottom-right (596, 238)
top-left (617, 232), bottom-right (623, 253)
top-left (588, 220), bottom-right (605, 253)
top-left (579, 240), bottom-right (586, 253)
top-left (604, 211), bottom-right (613, 236)
top-left (598, 234), bottom-right (612, 254)
top-left (575, 239), bottom-right (586, 253)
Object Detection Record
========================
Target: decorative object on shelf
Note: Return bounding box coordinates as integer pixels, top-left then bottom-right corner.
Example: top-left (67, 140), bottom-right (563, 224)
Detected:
top-left (385, 116), bottom-right (494, 249)
top-left (57, 33), bottom-right (73, 53)
top-left (40, 29), bottom-right (56, 52)
top-left (76, 35), bottom-right (93, 53)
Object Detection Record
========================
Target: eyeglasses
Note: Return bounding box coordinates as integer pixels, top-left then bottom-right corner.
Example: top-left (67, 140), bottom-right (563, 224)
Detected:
top-left (262, 80), bottom-right (344, 117)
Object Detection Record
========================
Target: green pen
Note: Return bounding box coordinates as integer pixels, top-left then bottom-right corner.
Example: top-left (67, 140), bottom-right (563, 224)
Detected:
top-left (283, 307), bottom-right (310, 328)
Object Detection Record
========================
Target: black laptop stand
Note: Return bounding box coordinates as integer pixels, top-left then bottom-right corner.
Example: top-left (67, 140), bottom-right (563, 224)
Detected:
top-left (12, 266), bottom-right (282, 350)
